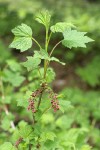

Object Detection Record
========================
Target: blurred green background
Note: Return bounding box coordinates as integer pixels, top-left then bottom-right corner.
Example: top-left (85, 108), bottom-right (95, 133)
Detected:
top-left (0, 0), bottom-right (100, 149)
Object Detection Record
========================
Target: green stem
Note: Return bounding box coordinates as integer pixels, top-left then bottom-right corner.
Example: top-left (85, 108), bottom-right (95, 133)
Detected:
top-left (37, 91), bottom-right (43, 110)
top-left (44, 27), bottom-right (49, 78)
top-left (44, 40), bottom-right (62, 77)
top-left (31, 37), bottom-right (42, 49)
top-left (36, 29), bottom-right (52, 112)
top-left (49, 40), bottom-right (62, 56)
top-left (47, 32), bottom-right (52, 47)
top-left (45, 28), bottom-right (49, 52)
top-left (37, 28), bottom-right (50, 110)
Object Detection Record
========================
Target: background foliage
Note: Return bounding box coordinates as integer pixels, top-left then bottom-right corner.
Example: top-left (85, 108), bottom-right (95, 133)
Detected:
top-left (0, 0), bottom-right (100, 150)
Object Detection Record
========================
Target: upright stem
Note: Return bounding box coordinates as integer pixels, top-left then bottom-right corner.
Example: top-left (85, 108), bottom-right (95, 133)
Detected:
top-left (44, 41), bottom-right (62, 76)
top-left (44, 27), bottom-right (49, 78)
top-left (47, 32), bottom-right (52, 46)
top-left (37, 27), bottom-right (49, 110)
top-left (45, 28), bottom-right (49, 52)
top-left (32, 29), bottom-right (49, 123)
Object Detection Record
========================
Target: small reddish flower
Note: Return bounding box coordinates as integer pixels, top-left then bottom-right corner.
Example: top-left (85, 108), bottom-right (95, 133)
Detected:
top-left (47, 88), bottom-right (60, 112)
top-left (27, 99), bottom-right (36, 113)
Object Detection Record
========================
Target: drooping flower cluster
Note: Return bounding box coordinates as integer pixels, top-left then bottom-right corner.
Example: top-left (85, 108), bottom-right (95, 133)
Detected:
top-left (27, 99), bottom-right (36, 113)
top-left (27, 83), bottom-right (47, 113)
top-left (47, 89), bottom-right (60, 112)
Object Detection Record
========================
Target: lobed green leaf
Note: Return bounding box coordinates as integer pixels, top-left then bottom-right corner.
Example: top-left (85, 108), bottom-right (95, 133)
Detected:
top-left (40, 131), bottom-right (56, 142)
top-left (62, 28), bottom-right (94, 48)
top-left (9, 24), bottom-right (32, 52)
top-left (22, 56), bottom-right (41, 71)
top-left (7, 60), bottom-right (21, 72)
top-left (50, 57), bottom-right (65, 65)
top-left (19, 125), bottom-right (33, 139)
top-left (0, 142), bottom-right (17, 150)
top-left (34, 49), bottom-right (49, 60)
top-left (50, 22), bottom-right (76, 33)
top-left (35, 10), bottom-right (51, 28)
top-left (3, 69), bottom-right (25, 87)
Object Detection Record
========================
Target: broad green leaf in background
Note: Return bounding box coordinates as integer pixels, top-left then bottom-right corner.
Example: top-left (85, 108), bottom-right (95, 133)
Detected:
top-left (76, 56), bottom-right (100, 87)
top-left (81, 145), bottom-right (91, 150)
top-left (16, 91), bottom-right (31, 108)
top-left (0, 41), bottom-right (11, 64)
top-left (22, 56), bottom-right (41, 71)
top-left (44, 140), bottom-right (59, 150)
top-left (1, 96), bottom-right (11, 104)
top-left (9, 24), bottom-right (32, 52)
top-left (0, 142), bottom-right (17, 150)
top-left (18, 120), bottom-right (28, 129)
top-left (62, 28), bottom-right (94, 49)
top-left (50, 22), bottom-right (76, 33)
top-left (7, 60), bottom-right (21, 72)
top-left (19, 125), bottom-right (33, 139)
top-left (46, 68), bottom-right (55, 83)
top-left (59, 100), bottom-right (73, 113)
top-left (41, 113), bottom-right (54, 124)
top-left (60, 128), bottom-right (88, 148)
top-left (40, 131), bottom-right (56, 142)
top-left (1, 113), bottom-right (14, 131)
top-left (1, 117), bottom-right (11, 131)
top-left (35, 10), bottom-right (51, 28)
top-left (3, 69), bottom-right (25, 87)
top-left (11, 129), bottom-right (20, 143)
top-left (55, 115), bottom-right (74, 129)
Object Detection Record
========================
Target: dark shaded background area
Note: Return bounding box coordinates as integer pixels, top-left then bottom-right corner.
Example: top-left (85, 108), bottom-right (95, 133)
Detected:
top-left (0, 0), bottom-right (100, 149)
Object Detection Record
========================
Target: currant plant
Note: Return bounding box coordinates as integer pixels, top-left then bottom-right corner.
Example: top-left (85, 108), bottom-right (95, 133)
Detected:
top-left (1, 10), bottom-right (94, 150)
